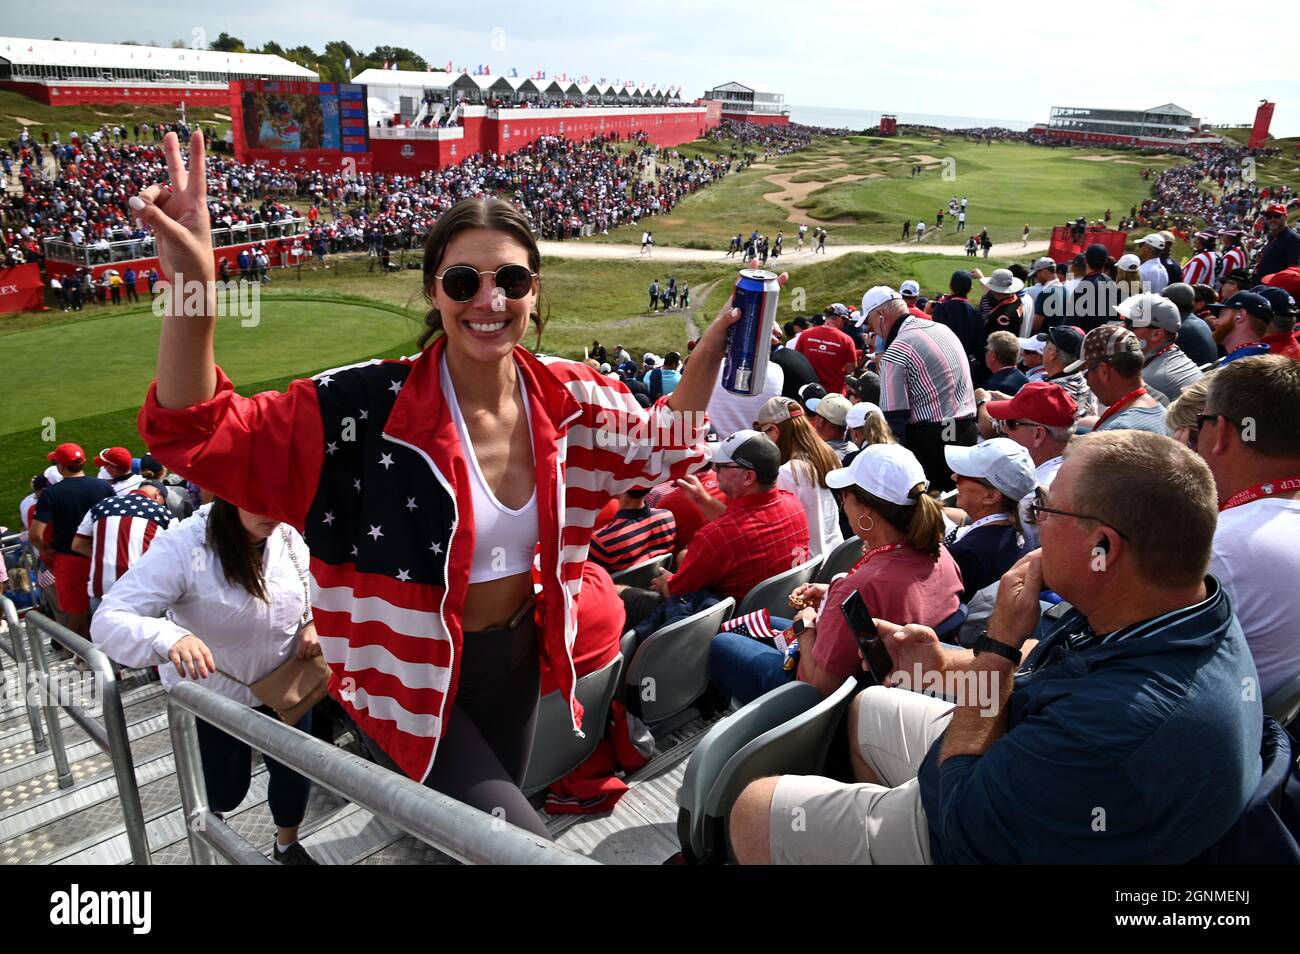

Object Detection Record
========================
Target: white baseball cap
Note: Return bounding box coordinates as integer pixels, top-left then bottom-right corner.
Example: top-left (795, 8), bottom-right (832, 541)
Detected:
top-left (845, 401), bottom-right (881, 430)
top-left (1017, 335), bottom-right (1047, 355)
top-left (899, 279), bottom-right (921, 297)
top-left (944, 438), bottom-right (1038, 500)
top-left (826, 443), bottom-right (928, 506)
top-left (858, 286), bottom-right (902, 325)
top-left (1115, 253), bottom-right (1141, 271)
top-left (1135, 234), bottom-right (1165, 250)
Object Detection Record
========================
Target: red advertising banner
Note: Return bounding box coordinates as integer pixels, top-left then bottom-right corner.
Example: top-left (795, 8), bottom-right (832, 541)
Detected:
top-left (1249, 101), bottom-right (1275, 149)
top-left (0, 263), bottom-right (47, 315)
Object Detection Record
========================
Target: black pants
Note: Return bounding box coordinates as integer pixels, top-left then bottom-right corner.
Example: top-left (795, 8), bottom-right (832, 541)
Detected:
top-left (195, 705), bottom-right (313, 829)
top-left (354, 616), bottom-right (549, 839)
top-left (905, 417), bottom-right (978, 493)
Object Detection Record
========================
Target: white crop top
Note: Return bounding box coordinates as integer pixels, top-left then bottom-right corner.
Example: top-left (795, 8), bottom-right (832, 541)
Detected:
top-left (441, 355), bottom-right (539, 583)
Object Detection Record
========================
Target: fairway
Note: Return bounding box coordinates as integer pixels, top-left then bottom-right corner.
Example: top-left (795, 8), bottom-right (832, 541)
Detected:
top-left (631, 134), bottom-right (1184, 249)
top-left (0, 295), bottom-right (419, 437)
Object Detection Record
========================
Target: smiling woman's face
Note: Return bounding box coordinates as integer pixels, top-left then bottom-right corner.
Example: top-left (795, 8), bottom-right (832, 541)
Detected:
top-left (431, 228), bottom-right (538, 368)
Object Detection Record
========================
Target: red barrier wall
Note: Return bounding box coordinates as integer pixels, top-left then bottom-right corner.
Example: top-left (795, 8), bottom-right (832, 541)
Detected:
top-left (0, 80), bottom-right (230, 107)
top-left (0, 263), bottom-right (48, 314)
top-left (1048, 226), bottom-right (1129, 264)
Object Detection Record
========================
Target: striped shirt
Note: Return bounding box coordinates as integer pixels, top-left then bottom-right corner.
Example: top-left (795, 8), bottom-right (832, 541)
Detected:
top-left (1182, 250), bottom-right (1217, 287)
top-left (75, 491), bottom-right (173, 598)
top-left (1218, 246), bottom-right (1246, 284)
top-left (879, 316), bottom-right (977, 425)
top-left (588, 506), bottom-right (676, 572)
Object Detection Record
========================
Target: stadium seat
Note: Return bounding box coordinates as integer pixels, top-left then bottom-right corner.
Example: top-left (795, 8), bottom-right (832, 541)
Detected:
top-left (609, 553), bottom-right (672, 589)
top-left (1264, 672), bottom-right (1300, 728)
top-left (1187, 717), bottom-right (1300, 864)
top-left (813, 537), bottom-right (863, 584)
top-left (675, 680), bottom-right (823, 863)
top-left (522, 651), bottom-right (624, 795)
top-left (736, 556), bottom-right (823, 618)
top-left (623, 598), bottom-right (735, 725)
top-left (699, 676), bottom-right (858, 864)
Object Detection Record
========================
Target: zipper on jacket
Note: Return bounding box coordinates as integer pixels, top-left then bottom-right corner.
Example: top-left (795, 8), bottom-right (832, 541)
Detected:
top-left (554, 407), bottom-right (584, 739)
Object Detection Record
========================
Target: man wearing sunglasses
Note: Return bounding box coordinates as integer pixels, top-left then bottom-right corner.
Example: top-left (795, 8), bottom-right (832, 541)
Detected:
top-left (1063, 325), bottom-right (1166, 435)
top-left (730, 429), bottom-right (1262, 865)
top-left (1250, 203), bottom-right (1299, 285)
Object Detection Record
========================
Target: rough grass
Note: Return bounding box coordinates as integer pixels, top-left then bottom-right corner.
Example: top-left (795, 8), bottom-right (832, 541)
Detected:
top-left (0, 89), bottom-right (232, 142)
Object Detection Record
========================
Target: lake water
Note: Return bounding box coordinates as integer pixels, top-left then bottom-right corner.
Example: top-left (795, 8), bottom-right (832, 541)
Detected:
top-left (788, 104), bottom-right (1037, 132)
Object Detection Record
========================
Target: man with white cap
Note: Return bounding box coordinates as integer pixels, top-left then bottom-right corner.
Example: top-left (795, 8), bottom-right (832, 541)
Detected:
top-left (943, 438), bottom-right (1037, 602)
top-left (806, 393), bottom-right (857, 460)
top-left (1134, 234), bottom-right (1171, 295)
top-left (1115, 293), bottom-right (1203, 401)
top-left (899, 280), bottom-right (927, 320)
top-left (861, 285), bottom-right (977, 492)
top-left (1017, 334), bottom-right (1048, 382)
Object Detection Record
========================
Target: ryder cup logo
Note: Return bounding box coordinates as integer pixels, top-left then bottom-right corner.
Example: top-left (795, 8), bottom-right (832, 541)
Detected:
top-left (401, 144), bottom-right (415, 158)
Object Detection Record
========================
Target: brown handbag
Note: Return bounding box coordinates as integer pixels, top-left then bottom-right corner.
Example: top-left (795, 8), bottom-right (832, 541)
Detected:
top-left (220, 528), bottom-right (329, 725)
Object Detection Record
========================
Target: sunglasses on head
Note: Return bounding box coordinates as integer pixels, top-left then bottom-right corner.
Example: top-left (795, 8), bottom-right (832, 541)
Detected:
top-left (435, 264), bottom-right (537, 302)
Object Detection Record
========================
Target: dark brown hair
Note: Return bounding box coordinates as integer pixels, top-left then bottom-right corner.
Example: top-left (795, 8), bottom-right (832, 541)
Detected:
top-left (207, 498), bottom-right (269, 603)
top-left (845, 484), bottom-right (945, 558)
top-left (418, 197), bottom-right (546, 350)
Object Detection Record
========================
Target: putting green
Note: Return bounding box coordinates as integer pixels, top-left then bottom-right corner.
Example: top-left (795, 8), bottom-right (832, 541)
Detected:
top-left (1, 295), bottom-right (419, 437)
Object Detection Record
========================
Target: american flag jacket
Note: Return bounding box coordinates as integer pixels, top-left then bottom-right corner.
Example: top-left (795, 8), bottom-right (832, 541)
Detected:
top-left (138, 337), bottom-right (710, 781)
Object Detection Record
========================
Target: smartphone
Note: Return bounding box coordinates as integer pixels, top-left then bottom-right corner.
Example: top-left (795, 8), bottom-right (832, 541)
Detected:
top-left (840, 590), bottom-right (893, 684)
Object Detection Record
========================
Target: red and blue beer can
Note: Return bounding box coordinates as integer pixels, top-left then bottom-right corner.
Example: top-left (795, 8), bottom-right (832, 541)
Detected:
top-left (722, 268), bottom-right (780, 395)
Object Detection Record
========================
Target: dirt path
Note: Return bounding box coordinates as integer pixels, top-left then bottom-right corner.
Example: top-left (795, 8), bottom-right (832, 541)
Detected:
top-left (538, 239), bottom-right (1051, 262)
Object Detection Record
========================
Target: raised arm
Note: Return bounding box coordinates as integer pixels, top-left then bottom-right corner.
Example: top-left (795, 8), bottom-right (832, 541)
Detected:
top-left (129, 130), bottom-right (217, 410)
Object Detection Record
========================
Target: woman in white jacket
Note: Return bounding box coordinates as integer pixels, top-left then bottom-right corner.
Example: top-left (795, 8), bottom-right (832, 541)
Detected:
top-left (754, 397), bottom-right (845, 559)
top-left (92, 499), bottom-right (321, 865)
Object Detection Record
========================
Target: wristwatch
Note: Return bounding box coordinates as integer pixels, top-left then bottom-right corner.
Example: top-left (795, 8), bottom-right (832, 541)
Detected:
top-left (972, 633), bottom-right (1021, 665)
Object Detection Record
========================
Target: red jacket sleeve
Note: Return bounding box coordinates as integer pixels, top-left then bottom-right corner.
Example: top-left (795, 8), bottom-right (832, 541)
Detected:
top-left (137, 365), bottom-right (325, 533)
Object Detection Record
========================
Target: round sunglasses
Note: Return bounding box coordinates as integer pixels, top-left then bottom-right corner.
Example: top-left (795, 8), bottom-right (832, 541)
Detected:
top-left (435, 264), bottom-right (537, 302)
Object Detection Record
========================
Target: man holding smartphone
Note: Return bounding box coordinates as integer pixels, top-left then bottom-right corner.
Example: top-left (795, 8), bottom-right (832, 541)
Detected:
top-left (728, 429), bottom-right (1262, 865)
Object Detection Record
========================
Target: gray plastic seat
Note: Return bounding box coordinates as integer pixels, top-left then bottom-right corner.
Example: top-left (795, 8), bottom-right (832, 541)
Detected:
top-left (609, 553), bottom-right (672, 589)
top-left (700, 676), bottom-right (858, 863)
top-left (736, 556), bottom-right (823, 619)
top-left (675, 680), bottom-right (822, 862)
top-left (623, 598), bottom-right (735, 725)
top-left (1264, 672), bottom-right (1300, 728)
top-left (814, 537), bottom-right (863, 584)
top-left (522, 651), bottom-right (624, 794)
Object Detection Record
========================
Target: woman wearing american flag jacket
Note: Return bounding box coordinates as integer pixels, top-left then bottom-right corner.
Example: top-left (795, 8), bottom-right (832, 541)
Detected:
top-left (129, 131), bottom-right (785, 837)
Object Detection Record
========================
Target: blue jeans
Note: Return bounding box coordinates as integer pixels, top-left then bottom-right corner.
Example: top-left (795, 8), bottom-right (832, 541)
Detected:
top-left (708, 631), bottom-right (795, 706)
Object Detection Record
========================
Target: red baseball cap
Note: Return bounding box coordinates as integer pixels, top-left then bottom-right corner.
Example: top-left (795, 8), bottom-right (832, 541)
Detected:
top-left (94, 446), bottom-right (133, 471)
top-left (1265, 203), bottom-right (1289, 217)
top-left (47, 443), bottom-right (86, 468)
top-left (1263, 267), bottom-right (1300, 299)
top-left (985, 381), bottom-right (1077, 428)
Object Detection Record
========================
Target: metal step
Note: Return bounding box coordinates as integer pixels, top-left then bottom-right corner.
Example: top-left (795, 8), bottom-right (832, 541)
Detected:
top-left (0, 680), bottom-right (166, 766)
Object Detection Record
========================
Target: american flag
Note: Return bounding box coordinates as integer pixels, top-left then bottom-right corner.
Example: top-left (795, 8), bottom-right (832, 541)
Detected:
top-left (84, 494), bottom-right (173, 599)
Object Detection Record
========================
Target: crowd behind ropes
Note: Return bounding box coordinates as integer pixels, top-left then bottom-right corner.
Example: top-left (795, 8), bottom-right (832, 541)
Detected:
top-left (4, 122), bottom-right (1300, 864)
top-left (0, 117), bottom-right (839, 276)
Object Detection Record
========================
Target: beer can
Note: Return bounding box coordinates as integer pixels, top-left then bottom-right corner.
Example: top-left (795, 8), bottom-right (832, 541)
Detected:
top-left (722, 268), bottom-right (779, 395)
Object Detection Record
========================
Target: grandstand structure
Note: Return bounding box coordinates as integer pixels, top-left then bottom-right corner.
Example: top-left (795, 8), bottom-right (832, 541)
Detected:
top-left (0, 35), bottom-right (316, 106)
top-left (702, 81), bottom-right (790, 126)
top-left (1039, 102), bottom-right (1220, 147)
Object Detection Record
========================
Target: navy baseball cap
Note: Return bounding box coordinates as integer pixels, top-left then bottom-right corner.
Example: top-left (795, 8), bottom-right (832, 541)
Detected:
top-left (1047, 325), bottom-right (1086, 356)
top-left (950, 270), bottom-right (973, 294)
top-left (1208, 291), bottom-right (1273, 321)
top-left (1252, 285), bottom-right (1297, 320)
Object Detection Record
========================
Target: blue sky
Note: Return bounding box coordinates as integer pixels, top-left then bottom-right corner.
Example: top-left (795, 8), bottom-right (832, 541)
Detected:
top-left (7, 0), bottom-right (1299, 135)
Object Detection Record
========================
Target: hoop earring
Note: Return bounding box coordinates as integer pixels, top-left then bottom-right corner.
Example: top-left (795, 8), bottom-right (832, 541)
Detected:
top-left (855, 515), bottom-right (875, 534)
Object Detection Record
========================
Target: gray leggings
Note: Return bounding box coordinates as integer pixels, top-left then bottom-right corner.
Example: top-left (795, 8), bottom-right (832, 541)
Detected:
top-left (355, 616), bottom-right (550, 839)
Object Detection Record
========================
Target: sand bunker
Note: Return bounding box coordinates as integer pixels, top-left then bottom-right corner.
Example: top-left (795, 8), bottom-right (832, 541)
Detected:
top-left (761, 170), bottom-right (878, 224)
top-left (215, 112), bottom-right (232, 120)
top-left (910, 155), bottom-right (943, 165)
top-left (8, 116), bottom-right (44, 126)
top-left (868, 155), bottom-right (903, 162)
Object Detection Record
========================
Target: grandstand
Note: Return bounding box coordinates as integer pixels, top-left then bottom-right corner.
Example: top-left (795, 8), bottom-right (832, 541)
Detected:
top-left (0, 36), bottom-right (316, 107)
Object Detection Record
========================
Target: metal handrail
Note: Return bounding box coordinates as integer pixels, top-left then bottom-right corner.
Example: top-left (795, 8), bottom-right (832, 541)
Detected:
top-left (23, 611), bottom-right (151, 865)
top-left (167, 682), bottom-right (598, 865)
top-left (0, 596), bottom-right (46, 750)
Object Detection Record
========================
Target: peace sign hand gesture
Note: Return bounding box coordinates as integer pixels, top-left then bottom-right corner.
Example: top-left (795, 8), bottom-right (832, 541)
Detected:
top-left (128, 130), bottom-right (213, 287)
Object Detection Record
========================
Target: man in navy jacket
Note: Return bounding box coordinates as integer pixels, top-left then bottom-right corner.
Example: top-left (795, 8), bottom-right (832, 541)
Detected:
top-left (730, 429), bottom-right (1261, 864)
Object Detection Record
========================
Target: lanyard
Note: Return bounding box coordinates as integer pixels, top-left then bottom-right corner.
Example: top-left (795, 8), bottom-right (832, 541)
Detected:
top-left (1218, 476), bottom-right (1300, 512)
top-left (1144, 342), bottom-right (1177, 363)
top-left (953, 513), bottom-right (1011, 544)
top-left (849, 542), bottom-right (904, 574)
top-left (1095, 386), bottom-right (1147, 429)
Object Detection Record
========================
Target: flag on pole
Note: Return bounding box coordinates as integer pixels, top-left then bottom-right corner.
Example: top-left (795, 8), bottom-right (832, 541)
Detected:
top-left (509, 67), bottom-right (518, 77)
top-left (445, 60), bottom-right (452, 72)
top-left (344, 56), bottom-right (352, 72)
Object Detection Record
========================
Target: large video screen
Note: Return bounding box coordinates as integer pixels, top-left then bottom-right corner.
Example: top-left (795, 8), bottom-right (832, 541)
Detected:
top-left (239, 82), bottom-right (369, 153)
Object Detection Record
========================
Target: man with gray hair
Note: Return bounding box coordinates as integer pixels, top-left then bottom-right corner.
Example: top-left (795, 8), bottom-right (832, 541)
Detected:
top-left (1115, 293), bottom-right (1204, 400)
top-left (862, 285), bottom-right (977, 491)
